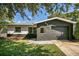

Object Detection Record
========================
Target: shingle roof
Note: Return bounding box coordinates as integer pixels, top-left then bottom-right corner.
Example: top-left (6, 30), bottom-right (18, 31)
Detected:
top-left (7, 23), bottom-right (34, 25)
top-left (34, 17), bottom-right (77, 24)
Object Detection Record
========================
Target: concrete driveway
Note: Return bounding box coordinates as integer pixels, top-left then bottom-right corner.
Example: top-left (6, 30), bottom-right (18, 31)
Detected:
top-left (55, 40), bottom-right (79, 56)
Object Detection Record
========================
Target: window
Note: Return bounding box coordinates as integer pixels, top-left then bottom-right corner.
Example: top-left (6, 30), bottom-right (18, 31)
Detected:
top-left (40, 28), bottom-right (44, 33)
top-left (51, 26), bottom-right (54, 29)
top-left (28, 27), bottom-right (37, 34)
top-left (15, 27), bottom-right (21, 32)
top-left (28, 27), bottom-right (32, 34)
top-left (33, 28), bottom-right (37, 34)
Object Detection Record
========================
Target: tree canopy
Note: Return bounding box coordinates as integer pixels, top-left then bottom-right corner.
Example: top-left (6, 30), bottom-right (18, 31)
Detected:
top-left (0, 3), bottom-right (79, 21)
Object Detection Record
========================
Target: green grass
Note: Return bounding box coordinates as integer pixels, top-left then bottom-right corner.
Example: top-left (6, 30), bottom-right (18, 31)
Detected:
top-left (0, 38), bottom-right (65, 56)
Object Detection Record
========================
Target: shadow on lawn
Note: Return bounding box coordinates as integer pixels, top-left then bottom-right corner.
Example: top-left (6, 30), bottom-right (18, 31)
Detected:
top-left (0, 39), bottom-right (53, 56)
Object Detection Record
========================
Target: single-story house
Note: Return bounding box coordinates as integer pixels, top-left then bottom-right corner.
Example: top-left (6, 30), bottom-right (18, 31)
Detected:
top-left (0, 17), bottom-right (77, 40)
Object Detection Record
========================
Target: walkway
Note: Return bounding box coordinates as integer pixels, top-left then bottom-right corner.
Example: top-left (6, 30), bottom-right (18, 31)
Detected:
top-left (28, 40), bottom-right (57, 44)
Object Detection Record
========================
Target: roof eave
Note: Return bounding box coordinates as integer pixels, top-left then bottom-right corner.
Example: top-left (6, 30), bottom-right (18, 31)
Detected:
top-left (34, 17), bottom-right (77, 24)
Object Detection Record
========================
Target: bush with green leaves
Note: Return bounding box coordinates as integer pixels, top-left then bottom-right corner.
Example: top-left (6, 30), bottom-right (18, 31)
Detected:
top-left (74, 21), bottom-right (79, 39)
top-left (25, 34), bottom-right (37, 39)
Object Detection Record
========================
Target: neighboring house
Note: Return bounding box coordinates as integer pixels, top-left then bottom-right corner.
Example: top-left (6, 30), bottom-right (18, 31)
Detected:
top-left (0, 17), bottom-right (77, 40)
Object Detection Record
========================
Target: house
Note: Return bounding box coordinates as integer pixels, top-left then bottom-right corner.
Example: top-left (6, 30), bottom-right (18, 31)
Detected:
top-left (0, 23), bottom-right (37, 38)
top-left (0, 17), bottom-right (77, 40)
top-left (7, 24), bottom-right (36, 35)
top-left (35, 17), bottom-right (76, 40)
top-left (7, 24), bottom-right (37, 39)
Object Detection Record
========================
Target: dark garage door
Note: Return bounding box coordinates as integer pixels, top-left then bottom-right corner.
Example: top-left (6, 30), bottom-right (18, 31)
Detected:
top-left (51, 26), bottom-right (69, 39)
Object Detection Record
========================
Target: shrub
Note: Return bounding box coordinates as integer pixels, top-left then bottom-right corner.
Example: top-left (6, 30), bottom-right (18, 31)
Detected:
top-left (25, 34), bottom-right (37, 39)
top-left (74, 21), bottom-right (79, 39)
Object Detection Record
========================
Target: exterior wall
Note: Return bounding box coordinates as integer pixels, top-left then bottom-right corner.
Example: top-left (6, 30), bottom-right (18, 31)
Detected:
top-left (0, 33), bottom-right (7, 37)
top-left (37, 25), bottom-right (57, 40)
top-left (0, 26), bottom-right (7, 37)
top-left (37, 19), bottom-right (72, 40)
top-left (7, 25), bottom-right (29, 34)
top-left (73, 23), bottom-right (76, 35)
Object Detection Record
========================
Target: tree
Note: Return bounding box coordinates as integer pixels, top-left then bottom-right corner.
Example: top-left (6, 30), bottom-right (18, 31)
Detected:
top-left (0, 3), bottom-right (74, 21)
top-left (74, 21), bottom-right (79, 39)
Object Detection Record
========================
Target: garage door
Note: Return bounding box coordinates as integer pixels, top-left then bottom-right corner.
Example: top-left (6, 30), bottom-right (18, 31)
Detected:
top-left (50, 26), bottom-right (69, 39)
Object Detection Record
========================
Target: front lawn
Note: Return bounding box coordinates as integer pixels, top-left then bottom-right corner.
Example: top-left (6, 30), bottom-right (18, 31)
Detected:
top-left (0, 38), bottom-right (65, 56)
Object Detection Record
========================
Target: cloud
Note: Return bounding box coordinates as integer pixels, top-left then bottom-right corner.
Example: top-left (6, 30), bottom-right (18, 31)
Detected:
top-left (17, 21), bottom-right (21, 23)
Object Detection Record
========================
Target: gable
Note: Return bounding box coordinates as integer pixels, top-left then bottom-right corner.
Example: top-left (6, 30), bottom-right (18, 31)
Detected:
top-left (37, 19), bottom-right (73, 28)
top-left (35, 17), bottom-right (76, 24)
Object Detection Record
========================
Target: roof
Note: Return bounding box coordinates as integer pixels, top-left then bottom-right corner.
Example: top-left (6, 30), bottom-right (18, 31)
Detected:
top-left (34, 17), bottom-right (77, 24)
top-left (7, 23), bottom-right (34, 26)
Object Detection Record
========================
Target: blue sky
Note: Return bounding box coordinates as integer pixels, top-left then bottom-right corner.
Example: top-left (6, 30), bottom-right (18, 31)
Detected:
top-left (13, 5), bottom-right (74, 24)
top-left (13, 7), bottom-right (49, 24)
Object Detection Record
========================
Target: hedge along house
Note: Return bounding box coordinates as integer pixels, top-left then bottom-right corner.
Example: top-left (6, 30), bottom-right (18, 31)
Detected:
top-left (35, 17), bottom-right (77, 40)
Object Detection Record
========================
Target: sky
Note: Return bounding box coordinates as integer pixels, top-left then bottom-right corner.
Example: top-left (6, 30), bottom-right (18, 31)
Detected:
top-left (13, 4), bottom-right (75, 24)
top-left (13, 7), bottom-right (49, 24)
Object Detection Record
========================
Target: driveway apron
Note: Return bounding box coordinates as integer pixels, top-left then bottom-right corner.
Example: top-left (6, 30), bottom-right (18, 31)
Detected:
top-left (55, 40), bottom-right (79, 56)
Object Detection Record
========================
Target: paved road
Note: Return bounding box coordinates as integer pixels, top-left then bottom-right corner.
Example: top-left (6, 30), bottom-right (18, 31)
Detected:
top-left (55, 40), bottom-right (79, 56)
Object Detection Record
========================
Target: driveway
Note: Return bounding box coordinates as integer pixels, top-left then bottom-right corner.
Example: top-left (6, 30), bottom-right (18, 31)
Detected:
top-left (55, 40), bottom-right (79, 56)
